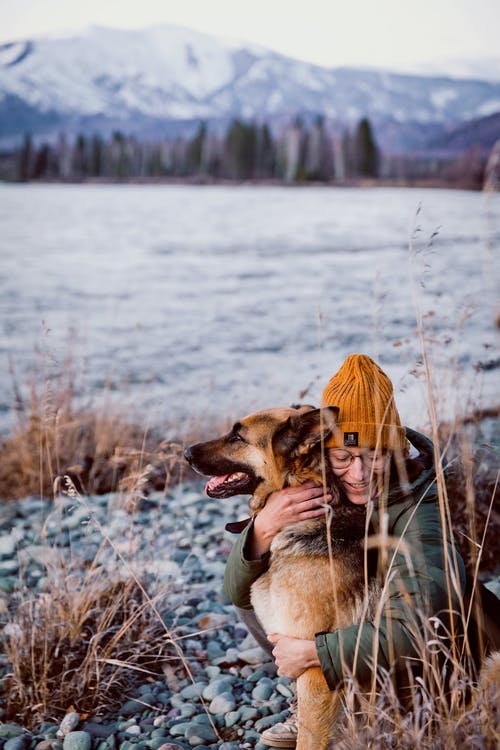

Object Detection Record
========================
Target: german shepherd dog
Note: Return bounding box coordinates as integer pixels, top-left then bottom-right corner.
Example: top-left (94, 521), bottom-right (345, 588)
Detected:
top-left (184, 405), bottom-right (380, 750)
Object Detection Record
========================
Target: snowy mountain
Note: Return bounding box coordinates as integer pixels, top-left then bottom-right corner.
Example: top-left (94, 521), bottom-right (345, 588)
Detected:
top-left (1, 24), bottom-right (500, 151)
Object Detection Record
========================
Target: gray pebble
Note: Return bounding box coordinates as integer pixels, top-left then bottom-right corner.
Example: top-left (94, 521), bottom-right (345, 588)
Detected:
top-left (36, 741), bottom-right (54, 750)
top-left (254, 711), bottom-right (288, 731)
top-left (224, 710), bottom-right (241, 728)
top-left (120, 699), bottom-right (146, 716)
top-left (0, 725), bottom-right (25, 740)
top-left (238, 647), bottom-right (267, 665)
top-left (179, 705), bottom-right (197, 719)
top-left (57, 713), bottom-right (80, 738)
top-left (251, 678), bottom-right (275, 702)
top-left (62, 732), bottom-right (91, 750)
top-left (124, 726), bottom-right (141, 736)
top-left (4, 737), bottom-right (27, 750)
top-left (202, 678), bottom-right (235, 701)
top-left (203, 666), bottom-right (221, 679)
top-left (169, 722), bottom-right (193, 738)
top-left (208, 692), bottom-right (236, 715)
top-left (80, 724), bottom-right (115, 740)
top-left (0, 534), bottom-right (16, 558)
top-left (185, 723), bottom-right (217, 743)
top-left (275, 682), bottom-right (294, 698)
top-left (239, 706), bottom-right (259, 722)
top-left (179, 682), bottom-right (208, 700)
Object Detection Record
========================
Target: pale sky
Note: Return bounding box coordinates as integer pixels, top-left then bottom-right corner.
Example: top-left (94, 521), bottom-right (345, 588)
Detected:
top-left (1, 0), bottom-right (500, 73)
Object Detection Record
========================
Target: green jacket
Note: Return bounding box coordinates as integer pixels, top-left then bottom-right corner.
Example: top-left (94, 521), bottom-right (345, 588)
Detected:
top-left (223, 428), bottom-right (467, 689)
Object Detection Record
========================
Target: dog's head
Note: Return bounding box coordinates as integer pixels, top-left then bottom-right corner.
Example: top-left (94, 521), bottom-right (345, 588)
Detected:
top-left (184, 404), bottom-right (339, 511)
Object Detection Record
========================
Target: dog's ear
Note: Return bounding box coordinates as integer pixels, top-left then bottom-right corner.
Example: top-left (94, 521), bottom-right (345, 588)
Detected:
top-left (273, 407), bottom-right (339, 457)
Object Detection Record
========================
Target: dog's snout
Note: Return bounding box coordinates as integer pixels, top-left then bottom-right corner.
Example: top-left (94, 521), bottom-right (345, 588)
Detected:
top-left (183, 446), bottom-right (193, 463)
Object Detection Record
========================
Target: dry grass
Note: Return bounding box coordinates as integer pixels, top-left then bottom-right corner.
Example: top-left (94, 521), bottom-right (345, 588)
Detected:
top-left (0, 365), bottom-right (215, 500)
top-left (338, 661), bottom-right (500, 750)
top-left (3, 560), bottom-right (173, 724)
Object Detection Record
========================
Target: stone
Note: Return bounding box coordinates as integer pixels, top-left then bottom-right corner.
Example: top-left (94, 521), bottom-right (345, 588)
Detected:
top-left (224, 710), bottom-right (241, 728)
top-left (179, 682), bottom-right (207, 700)
top-left (120, 699), bottom-right (146, 716)
top-left (208, 692), bottom-right (236, 715)
top-left (275, 682), bottom-right (294, 698)
top-left (0, 535), bottom-right (16, 558)
top-left (202, 678), bottom-right (234, 701)
top-left (57, 713), bottom-right (80, 738)
top-left (238, 647), bottom-right (267, 665)
top-left (0, 559), bottom-right (19, 575)
top-left (251, 678), bottom-right (275, 702)
top-left (254, 712), bottom-right (288, 732)
top-left (4, 737), bottom-right (27, 750)
top-left (185, 723), bottom-right (218, 743)
top-left (124, 726), bottom-right (141, 736)
top-left (62, 733), bottom-right (91, 750)
top-left (35, 741), bottom-right (55, 750)
top-left (0, 725), bottom-right (25, 739)
top-left (80, 724), bottom-right (115, 739)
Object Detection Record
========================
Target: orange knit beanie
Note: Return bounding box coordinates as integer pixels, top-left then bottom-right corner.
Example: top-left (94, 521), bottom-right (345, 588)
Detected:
top-left (321, 354), bottom-right (406, 451)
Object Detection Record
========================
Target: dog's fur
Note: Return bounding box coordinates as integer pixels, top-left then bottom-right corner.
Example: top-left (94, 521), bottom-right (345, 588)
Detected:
top-left (185, 405), bottom-right (379, 750)
top-left (185, 405), bottom-right (500, 748)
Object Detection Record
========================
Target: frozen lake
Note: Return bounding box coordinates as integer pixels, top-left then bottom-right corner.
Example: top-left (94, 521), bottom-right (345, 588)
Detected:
top-left (0, 183), bottom-right (499, 436)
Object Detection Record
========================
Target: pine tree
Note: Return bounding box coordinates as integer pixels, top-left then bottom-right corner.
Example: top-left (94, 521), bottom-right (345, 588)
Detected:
top-left (90, 135), bottom-right (103, 177)
top-left (18, 133), bottom-right (33, 181)
top-left (355, 117), bottom-right (379, 178)
top-left (73, 134), bottom-right (87, 178)
top-left (225, 120), bottom-right (257, 179)
top-left (32, 144), bottom-right (50, 178)
top-left (187, 121), bottom-right (206, 174)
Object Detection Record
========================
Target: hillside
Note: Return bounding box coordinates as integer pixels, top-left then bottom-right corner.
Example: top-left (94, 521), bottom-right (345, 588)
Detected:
top-left (1, 25), bottom-right (500, 152)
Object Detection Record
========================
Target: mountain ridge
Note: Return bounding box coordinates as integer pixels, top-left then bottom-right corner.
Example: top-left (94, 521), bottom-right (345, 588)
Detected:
top-left (1, 24), bottom-right (500, 152)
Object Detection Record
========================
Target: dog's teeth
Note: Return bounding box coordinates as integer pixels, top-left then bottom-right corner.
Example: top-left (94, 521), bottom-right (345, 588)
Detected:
top-left (228, 472), bottom-right (246, 483)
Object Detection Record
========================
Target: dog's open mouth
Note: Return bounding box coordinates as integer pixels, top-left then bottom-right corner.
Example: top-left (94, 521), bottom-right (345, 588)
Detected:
top-left (205, 471), bottom-right (255, 498)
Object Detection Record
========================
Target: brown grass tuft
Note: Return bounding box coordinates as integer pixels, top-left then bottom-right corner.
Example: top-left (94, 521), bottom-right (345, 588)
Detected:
top-left (0, 368), bottom-right (205, 500)
top-left (2, 554), bottom-right (175, 726)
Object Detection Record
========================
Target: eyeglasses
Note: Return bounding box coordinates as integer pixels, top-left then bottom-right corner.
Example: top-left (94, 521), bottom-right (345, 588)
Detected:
top-left (328, 449), bottom-right (390, 470)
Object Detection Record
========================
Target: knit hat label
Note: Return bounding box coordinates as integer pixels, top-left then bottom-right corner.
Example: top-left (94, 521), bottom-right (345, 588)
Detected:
top-left (344, 431), bottom-right (359, 447)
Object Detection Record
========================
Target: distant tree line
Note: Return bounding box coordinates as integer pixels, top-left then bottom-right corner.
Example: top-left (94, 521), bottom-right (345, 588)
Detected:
top-left (1, 117), bottom-right (381, 183)
top-left (0, 115), bottom-right (488, 188)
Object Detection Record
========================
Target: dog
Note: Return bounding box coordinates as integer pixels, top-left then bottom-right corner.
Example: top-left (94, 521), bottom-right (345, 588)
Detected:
top-left (184, 405), bottom-right (379, 750)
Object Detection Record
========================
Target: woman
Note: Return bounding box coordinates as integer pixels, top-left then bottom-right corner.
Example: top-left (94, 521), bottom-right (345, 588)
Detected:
top-left (223, 354), bottom-right (468, 748)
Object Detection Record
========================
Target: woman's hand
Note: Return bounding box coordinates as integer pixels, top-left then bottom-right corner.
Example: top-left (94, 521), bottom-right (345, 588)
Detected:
top-left (268, 633), bottom-right (321, 679)
top-left (248, 482), bottom-right (330, 559)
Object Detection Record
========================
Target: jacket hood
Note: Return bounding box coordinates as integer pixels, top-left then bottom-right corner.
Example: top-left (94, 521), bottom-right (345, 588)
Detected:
top-left (383, 427), bottom-right (437, 507)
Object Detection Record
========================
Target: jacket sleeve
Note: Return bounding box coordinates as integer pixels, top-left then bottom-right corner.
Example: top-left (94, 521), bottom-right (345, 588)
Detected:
top-left (223, 519), bottom-right (271, 609)
top-left (315, 497), bottom-right (467, 689)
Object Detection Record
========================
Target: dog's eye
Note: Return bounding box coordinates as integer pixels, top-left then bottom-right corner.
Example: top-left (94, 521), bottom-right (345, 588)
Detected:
top-left (229, 432), bottom-right (245, 444)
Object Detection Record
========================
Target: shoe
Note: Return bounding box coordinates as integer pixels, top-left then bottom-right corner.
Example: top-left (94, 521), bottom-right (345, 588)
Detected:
top-left (260, 705), bottom-right (298, 748)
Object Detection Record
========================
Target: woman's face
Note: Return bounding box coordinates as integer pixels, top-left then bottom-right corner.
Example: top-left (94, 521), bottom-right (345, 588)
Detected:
top-left (328, 447), bottom-right (390, 505)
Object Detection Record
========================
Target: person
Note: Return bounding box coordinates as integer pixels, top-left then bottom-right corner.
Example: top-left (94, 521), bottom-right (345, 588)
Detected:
top-left (223, 353), bottom-right (469, 749)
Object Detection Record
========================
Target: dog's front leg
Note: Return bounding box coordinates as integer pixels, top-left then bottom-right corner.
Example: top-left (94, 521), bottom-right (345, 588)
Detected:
top-left (295, 667), bottom-right (342, 750)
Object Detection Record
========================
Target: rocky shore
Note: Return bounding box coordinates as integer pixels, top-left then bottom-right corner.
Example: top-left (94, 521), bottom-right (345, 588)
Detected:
top-left (0, 483), bottom-right (291, 750)
top-left (1, 473), bottom-right (499, 750)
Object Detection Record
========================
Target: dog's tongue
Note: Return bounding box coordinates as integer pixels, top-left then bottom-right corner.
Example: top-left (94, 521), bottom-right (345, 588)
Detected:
top-left (205, 475), bottom-right (230, 494)
top-left (205, 472), bottom-right (246, 494)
